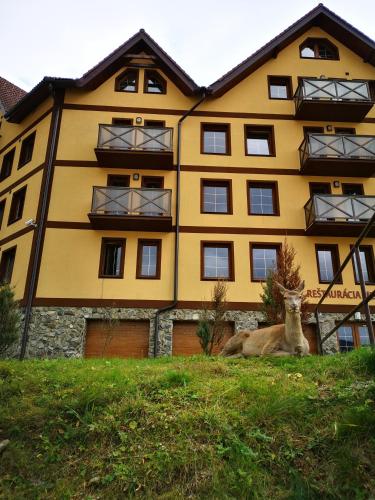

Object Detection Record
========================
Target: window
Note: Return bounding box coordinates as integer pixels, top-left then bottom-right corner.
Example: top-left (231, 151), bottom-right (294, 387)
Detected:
top-left (315, 245), bottom-right (342, 284)
top-left (342, 184), bottom-right (364, 196)
top-left (248, 181), bottom-right (279, 215)
top-left (201, 242), bottom-right (234, 281)
top-left (99, 238), bottom-right (125, 278)
top-left (201, 124), bottom-right (230, 155)
top-left (0, 148), bottom-right (15, 181)
top-left (268, 76), bottom-right (292, 99)
top-left (115, 70), bottom-right (138, 92)
top-left (352, 246), bottom-right (375, 284)
top-left (141, 176), bottom-right (164, 188)
top-left (8, 186), bottom-right (26, 225)
top-left (201, 179), bottom-right (232, 214)
top-left (0, 246), bottom-right (16, 284)
top-left (245, 126), bottom-right (275, 156)
top-left (250, 244), bottom-right (279, 281)
top-left (144, 70), bottom-right (166, 94)
top-left (137, 239), bottom-right (161, 279)
top-left (300, 38), bottom-right (339, 60)
top-left (335, 127), bottom-right (356, 135)
top-left (112, 118), bottom-right (133, 126)
top-left (18, 132), bottom-right (35, 168)
top-left (309, 182), bottom-right (331, 196)
top-left (107, 175), bottom-right (130, 187)
top-left (303, 126), bottom-right (324, 138)
top-left (0, 199), bottom-right (5, 229)
top-left (144, 120), bottom-right (166, 128)
top-left (337, 324), bottom-right (372, 353)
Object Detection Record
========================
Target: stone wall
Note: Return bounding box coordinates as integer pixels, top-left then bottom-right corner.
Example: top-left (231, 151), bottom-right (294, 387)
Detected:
top-left (6, 306), bottom-right (374, 359)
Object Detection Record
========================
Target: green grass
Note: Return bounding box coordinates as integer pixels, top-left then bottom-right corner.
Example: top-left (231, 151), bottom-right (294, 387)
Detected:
top-left (1, 350), bottom-right (375, 499)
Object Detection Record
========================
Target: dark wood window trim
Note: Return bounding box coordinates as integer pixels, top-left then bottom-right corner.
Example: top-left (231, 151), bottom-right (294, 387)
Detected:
top-left (0, 199), bottom-right (5, 229)
top-left (98, 238), bottom-right (126, 279)
top-left (141, 176), bottom-right (164, 188)
top-left (115, 69), bottom-right (139, 93)
top-left (336, 322), bottom-right (374, 352)
top-left (107, 175), bottom-right (130, 187)
top-left (201, 241), bottom-right (235, 281)
top-left (244, 125), bottom-right (276, 157)
top-left (18, 132), bottom-right (36, 169)
top-left (201, 123), bottom-right (231, 156)
top-left (309, 182), bottom-right (332, 196)
top-left (303, 126), bottom-right (324, 138)
top-left (249, 242), bottom-right (281, 282)
top-left (144, 70), bottom-right (167, 95)
top-left (247, 180), bottom-right (279, 216)
top-left (342, 183), bottom-right (364, 195)
top-left (0, 245), bottom-right (16, 284)
top-left (112, 118), bottom-right (133, 125)
top-left (7, 186), bottom-right (26, 226)
top-left (200, 179), bottom-right (233, 215)
top-left (267, 75), bottom-right (293, 100)
top-left (315, 244), bottom-right (342, 285)
top-left (136, 239), bottom-right (162, 279)
top-left (0, 148), bottom-right (15, 181)
top-left (350, 245), bottom-right (375, 285)
top-left (299, 38), bottom-right (339, 60)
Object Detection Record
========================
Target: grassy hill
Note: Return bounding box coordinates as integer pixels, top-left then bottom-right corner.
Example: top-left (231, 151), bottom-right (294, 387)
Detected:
top-left (1, 350), bottom-right (375, 499)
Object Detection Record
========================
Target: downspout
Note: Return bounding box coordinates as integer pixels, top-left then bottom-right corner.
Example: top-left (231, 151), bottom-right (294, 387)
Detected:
top-left (19, 86), bottom-right (64, 360)
top-left (153, 87), bottom-right (208, 357)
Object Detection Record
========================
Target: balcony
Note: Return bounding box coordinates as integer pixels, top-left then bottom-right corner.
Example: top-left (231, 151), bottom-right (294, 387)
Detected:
top-left (305, 194), bottom-right (375, 236)
top-left (299, 134), bottom-right (375, 176)
top-left (295, 79), bottom-right (373, 121)
top-left (88, 187), bottom-right (172, 231)
top-left (95, 124), bottom-right (174, 169)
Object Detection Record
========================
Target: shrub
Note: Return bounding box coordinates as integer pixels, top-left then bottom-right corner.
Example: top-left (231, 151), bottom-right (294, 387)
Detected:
top-left (0, 284), bottom-right (21, 355)
top-left (197, 281), bottom-right (228, 355)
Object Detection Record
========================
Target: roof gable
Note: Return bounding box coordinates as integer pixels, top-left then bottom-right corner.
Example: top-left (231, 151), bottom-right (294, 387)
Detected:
top-left (208, 4), bottom-right (375, 97)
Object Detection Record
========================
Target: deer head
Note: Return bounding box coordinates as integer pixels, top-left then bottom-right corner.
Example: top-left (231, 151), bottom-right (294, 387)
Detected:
top-left (275, 281), bottom-right (305, 314)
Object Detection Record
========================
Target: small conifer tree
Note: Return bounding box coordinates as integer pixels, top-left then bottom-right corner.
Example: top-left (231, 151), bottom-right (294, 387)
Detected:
top-left (0, 284), bottom-right (21, 355)
top-left (260, 239), bottom-right (309, 324)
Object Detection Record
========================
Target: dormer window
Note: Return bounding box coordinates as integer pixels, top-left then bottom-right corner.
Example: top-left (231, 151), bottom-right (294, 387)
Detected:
top-left (115, 70), bottom-right (139, 92)
top-left (300, 38), bottom-right (339, 60)
top-left (144, 70), bottom-right (166, 94)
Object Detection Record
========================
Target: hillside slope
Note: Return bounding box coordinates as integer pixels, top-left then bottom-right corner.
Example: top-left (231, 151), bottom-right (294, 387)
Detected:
top-left (1, 351), bottom-right (375, 499)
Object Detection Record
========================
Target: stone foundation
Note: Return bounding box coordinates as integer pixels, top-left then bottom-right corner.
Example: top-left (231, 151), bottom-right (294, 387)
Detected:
top-left (7, 306), bottom-right (374, 358)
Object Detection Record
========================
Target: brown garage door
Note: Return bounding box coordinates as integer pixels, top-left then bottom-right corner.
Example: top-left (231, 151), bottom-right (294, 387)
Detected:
top-left (172, 321), bottom-right (234, 356)
top-left (303, 324), bottom-right (318, 354)
top-left (85, 320), bottom-right (150, 358)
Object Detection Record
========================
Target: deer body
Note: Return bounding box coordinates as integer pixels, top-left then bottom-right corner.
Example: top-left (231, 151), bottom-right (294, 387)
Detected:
top-left (221, 281), bottom-right (310, 357)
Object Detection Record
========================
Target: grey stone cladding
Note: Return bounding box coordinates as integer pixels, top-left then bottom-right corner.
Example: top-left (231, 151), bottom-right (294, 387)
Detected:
top-left (6, 306), bottom-right (373, 359)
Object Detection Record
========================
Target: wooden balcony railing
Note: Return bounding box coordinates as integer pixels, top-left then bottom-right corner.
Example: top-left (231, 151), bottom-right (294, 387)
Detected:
top-left (88, 187), bottom-right (172, 231)
top-left (95, 125), bottom-right (174, 169)
top-left (294, 78), bottom-right (373, 120)
top-left (299, 134), bottom-right (375, 176)
top-left (304, 194), bottom-right (375, 236)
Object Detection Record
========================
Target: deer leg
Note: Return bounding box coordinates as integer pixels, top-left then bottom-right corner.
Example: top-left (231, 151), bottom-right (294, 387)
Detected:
top-left (224, 353), bottom-right (244, 359)
top-left (261, 340), bottom-right (281, 356)
top-left (270, 350), bottom-right (293, 357)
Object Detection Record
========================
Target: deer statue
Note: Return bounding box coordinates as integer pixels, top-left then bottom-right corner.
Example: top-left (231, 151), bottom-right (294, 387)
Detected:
top-left (221, 281), bottom-right (310, 357)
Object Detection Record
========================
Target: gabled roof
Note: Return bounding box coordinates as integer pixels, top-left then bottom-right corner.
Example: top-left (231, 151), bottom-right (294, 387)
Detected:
top-left (5, 30), bottom-right (200, 123)
top-left (0, 77), bottom-right (26, 114)
top-left (209, 4), bottom-right (375, 97)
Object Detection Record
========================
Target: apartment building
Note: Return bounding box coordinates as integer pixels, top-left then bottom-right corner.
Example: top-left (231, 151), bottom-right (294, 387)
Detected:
top-left (0, 4), bottom-right (374, 358)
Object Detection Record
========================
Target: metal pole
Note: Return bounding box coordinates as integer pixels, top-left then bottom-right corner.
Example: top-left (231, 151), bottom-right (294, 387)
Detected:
top-left (315, 308), bottom-right (323, 355)
top-left (354, 247), bottom-right (375, 346)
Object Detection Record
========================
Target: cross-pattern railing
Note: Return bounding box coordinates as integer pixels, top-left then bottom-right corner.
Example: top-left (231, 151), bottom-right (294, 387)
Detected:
top-left (300, 134), bottom-right (375, 166)
top-left (97, 125), bottom-right (173, 152)
top-left (295, 78), bottom-right (371, 109)
top-left (91, 187), bottom-right (172, 217)
top-left (305, 194), bottom-right (375, 229)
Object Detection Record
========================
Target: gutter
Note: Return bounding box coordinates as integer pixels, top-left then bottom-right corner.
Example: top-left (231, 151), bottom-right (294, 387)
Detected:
top-left (19, 86), bottom-right (64, 360)
top-left (153, 88), bottom-right (208, 357)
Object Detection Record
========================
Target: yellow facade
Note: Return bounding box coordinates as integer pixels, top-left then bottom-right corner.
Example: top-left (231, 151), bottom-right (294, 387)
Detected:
top-left (1, 7), bottom-right (375, 357)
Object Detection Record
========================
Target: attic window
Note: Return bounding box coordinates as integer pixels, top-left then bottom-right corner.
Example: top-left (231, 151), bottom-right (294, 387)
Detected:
top-left (115, 70), bottom-right (138, 92)
top-left (144, 70), bottom-right (166, 94)
top-left (300, 38), bottom-right (339, 60)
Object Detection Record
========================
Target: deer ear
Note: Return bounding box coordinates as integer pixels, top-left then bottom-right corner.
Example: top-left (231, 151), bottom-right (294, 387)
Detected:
top-left (295, 280), bottom-right (305, 293)
top-left (274, 281), bottom-right (287, 295)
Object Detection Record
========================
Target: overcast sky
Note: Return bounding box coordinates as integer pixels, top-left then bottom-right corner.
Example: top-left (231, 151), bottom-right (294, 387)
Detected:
top-left (2, 0), bottom-right (375, 92)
